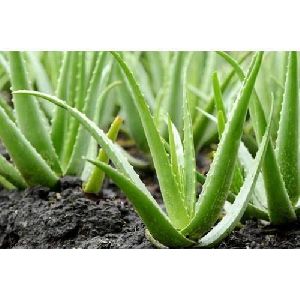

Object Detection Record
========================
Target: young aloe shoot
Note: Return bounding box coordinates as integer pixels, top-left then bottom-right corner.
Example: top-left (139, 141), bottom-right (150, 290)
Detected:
top-left (83, 116), bottom-right (123, 193)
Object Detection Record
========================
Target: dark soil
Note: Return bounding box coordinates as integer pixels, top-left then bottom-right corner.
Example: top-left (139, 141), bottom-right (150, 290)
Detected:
top-left (1, 174), bottom-right (300, 249)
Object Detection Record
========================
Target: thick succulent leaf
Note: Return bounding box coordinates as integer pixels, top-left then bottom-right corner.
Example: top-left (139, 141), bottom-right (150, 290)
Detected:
top-left (26, 51), bottom-right (54, 118)
top-left (182, 52), bottom-right (263, 239)
top-left (8, 51), bottom-right (62, 176)
top-left (66, 52), bottom-right (110, 175)
top-left (84, 116), bottom-right (123, 194)
top-left (0, 97), bottom-right (15, 122)
top-left (13, 90), bottom-right (152, 199)
top-left (212, 71), bottom-right (244, 195)
top-left (67, 52), bottom-right (80, 108)
top-left (183, 56), bottom-right (196, 216)
top-left (196, 170), bottom-right (269, 221)
top-left (187, 53), bottom-right (206, 120)
top-left (165, 52), bottom-right (186, 134)
top-left (0, 105), bottom-right (58, 187)
top-left (212, 71), bottom-right (227, 136)
top-left (115, 144), bottom-right (149, 169)
top-left (199, 112), bottom-right (272, 247)
top-left (0, 52), bottom-right (9, 74)
top-left (168, 117), bottom-right (184, 194)
top-left (193, 52), bottom-right (252, 151)
top-left (0, 175), bottom-right (15, 190)
top-left (51, 52), bottom-right (72, 159)
top-left (0, 155), bottom-right (27, 189)
top-left (111, 52), bottom-right (189, 229)
top-left (115, 61), bottom-right (149, 152)
top-left (124, 52), bottom-right (155, 109)
top-left (86, 160), bottom-right (195, 248)
top-left (218, 51), bottom-right (296, 224)
top-left (62, 52), bottom-right (86, 168)
top-left (143, 52), bottom-right (166, 96)
top-left (238, 142), bottom-right (268, 210)
top-left (276, 52), bottom-right (300, 204)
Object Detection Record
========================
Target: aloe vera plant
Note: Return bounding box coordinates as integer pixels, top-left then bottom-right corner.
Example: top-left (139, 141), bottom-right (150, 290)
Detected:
top-left (0, 51), bottom-right (120, 190)
top-left (216, 51), bottom-right (300, 225)
top-left (15, 51), bottom-right (271, 248)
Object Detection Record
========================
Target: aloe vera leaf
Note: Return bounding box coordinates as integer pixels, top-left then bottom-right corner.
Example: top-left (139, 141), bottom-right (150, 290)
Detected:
top-left (241, 134), bottom-right (258, 156)
top-left (187, 53), bottom-right (206, 120)
top-left (0, 97), bottom-right (15, 122)
top-left (182, 52), bottom-right (263, 239)
top-left (13, 91), bottom-right (151, 198)
top-left (67, 52), bottom-right (79, 108)
top-left (51, 52), bottom-right (72, 159)
top-left (0, 104), bottom-right (58, 187)
top-left (86, 159), bottom-right (195, 248)
top-left (0, 52), bottom-right (9, 74)
top-left (26, 51), bottom-right (54, 118)
top-left (196, 170), bottom-right (269, 221)
top-left (168, 117), bottom-right (184, 194)
top-left (0, 73), bottom-right (9, 90)
top-left (66, 52), bottom-right (110, 175)
top-left (212, 72), bottom-right (227, 121)
top-left (0, 155), bottom-right (27, 189)
top-left (86, 51), bottom-right (99, 85)
top-left (165, 52), bottom-right (187, 134)
top-left (143, 52), bottom-right (165, 96)
top-left (84, 116), bottom-right (123, 193)
top-left (115, 145), bottom-right (149, 170)
top-left (80, 81), bottom-right (121, 178)
top-left (93, 57), bottom-right (113, 128)
top-left (201, 52), bottom-right (218, 94)
top-left (238, 142), bottom-right (268, 211)
top-left (44, 52), bottom-right (62, 91)
top-left (124, 52), bottom-right (155, 109)
top-left (111, 51), bottom-right (189, 228)
top-left (61, 52), bottom-right (86, 169)
top-left (80, 138), bottom-right (98, 182)
top-left (115, 59), bottom-right (149, 152)
top-left (212, 71), bottom-right (244, 195)
top-left (218, 51), bottom-right (296, 224)
top-left (276, 52), bottom-right (300, 204)
top-left (18, 92), bottom-right (188, 230)
top-left (182, 56), bottom-right (196, 216)
top-left (0, 175), bottom-right (15, 190)
top-left (199, 113), bottom-right (272, 247)
top-left (8, 51), bottom-right (62, 176)
top-left (193, 52), bottom-right (252, 151)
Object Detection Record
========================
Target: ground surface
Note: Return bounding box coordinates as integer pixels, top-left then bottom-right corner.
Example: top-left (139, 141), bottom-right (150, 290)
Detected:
top-left (1, 175), bottom-right (300, 249)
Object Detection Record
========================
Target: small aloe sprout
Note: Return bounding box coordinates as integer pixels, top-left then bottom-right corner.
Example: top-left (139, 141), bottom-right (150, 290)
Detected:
top-left (15, 51), bottom-right (271, 248)
top-left (84, 116), bottom-right (123, 194)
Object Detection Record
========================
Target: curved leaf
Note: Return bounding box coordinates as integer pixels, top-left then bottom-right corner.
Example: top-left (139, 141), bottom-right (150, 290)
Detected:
top-left (199, 110), bottom-right (272, 247)
top-left (86, 159), bottom-right (195, 248)
top-left (13, 90), bottom-right (151, 198)
top-left (217, 51), bottom-right (296, 224)
top-left (182, 52), bottom-right (263, 239)
top-left (111, 52), bottom-right (189, 228)
top-left (276, 51), bottom-right (300, 204)
top-left (0, 104), bottom-right (58, 187)
top-left (0, 155), bottom-right (27, 189)
top-left (8, 51), bottom-right (62, 176)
